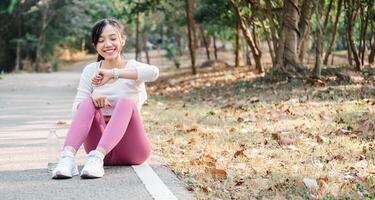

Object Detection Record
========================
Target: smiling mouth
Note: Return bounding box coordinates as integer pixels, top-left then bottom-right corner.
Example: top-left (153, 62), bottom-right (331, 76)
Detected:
top-left (103, 49), bottom-right (116, 54)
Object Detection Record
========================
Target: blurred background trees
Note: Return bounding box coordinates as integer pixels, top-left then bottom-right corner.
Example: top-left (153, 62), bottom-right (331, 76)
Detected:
top-left (0, 0), bottom-right (374, 79)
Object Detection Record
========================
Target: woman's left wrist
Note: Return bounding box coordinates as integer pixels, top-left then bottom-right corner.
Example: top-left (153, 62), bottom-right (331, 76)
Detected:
top-left (112, 68), bottom-right (120, 80)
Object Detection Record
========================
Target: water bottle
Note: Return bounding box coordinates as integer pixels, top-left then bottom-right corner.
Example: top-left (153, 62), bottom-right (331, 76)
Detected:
top-left (46, 128), bottom-right (60, 172)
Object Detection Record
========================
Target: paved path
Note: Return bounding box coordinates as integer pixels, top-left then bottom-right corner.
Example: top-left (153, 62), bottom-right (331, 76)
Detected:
top-left (0, 69), bottom-right (194, 199)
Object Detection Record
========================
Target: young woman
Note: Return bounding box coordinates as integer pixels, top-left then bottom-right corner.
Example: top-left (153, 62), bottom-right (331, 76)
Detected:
top-left (52, 18), bottom-right (159, 179)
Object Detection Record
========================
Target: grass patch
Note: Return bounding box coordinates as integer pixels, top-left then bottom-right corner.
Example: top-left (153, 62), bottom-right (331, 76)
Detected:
top-left (143, 66), bottom-right (375, 199)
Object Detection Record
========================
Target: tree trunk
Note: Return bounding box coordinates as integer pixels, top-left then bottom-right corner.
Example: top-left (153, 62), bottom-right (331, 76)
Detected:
top-left (185, 0), bottom-right (196, 74)
top-left (200, 27), bottom-right (210, 60)
top-left (358, 5), bottom-right (365, 61)
top-left (369, 41), bottom-right (375, 64)
top-left (230, 0), bottom-right (263, 73)
top-left (323, 0), bottom-right (342, 65)
top-left (144, 47), bottom-right (150, 64)
top-left (251, 18), bottom-right (263, 73)
top-left (175, 35), bottom-right (183, 56)
top-left (322, 0), bottom-right (333, 32)
top-left (264, 0), bottom-right (278, 63)
top-left (80, 38), bottom-right (85, 52)
top-left (347, 35), bottom-right (353, 65)
top-left (312, 0), bottom-right (323, 78)
top-left (15, 15), bottom-right (21, 72)
top-left (360, 0), bottom-right (372, 65)
top-left (35, 2), bottom-right (48, 72)
top-left (275, 0), bottom-right (305, 77)
top-left (260, 16), bottom-right (275, 63)
top-left (143, 30), bottom-right (150, 64)
top-left (297, 0), bottom-right (314, 62)
top-left (160, 24), bottom-right (165, 47)
top-left (299, 30), bottom-right (310, 63)
top-left (246, 43), bottom-right (252, 66)
top-left (370, 29), bottom-right (375, 64)
top-left (345, 0), bottom-right (361, 71)
top-left (331, 53), bottom-right (335, 65)
top-left (15, 41), bottom-right (20, 71)
top-left (235, 18), bottom-right (240, 67)
top-left (213, 35), bottom-right (218, 60)
top-left (135, 13), bottom-right (141, 61)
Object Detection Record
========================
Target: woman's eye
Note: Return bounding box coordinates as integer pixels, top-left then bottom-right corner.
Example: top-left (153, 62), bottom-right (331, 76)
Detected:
top-left (110, 38), bottom-right (117, 41)
top-left (98, 40), bottom-right (104, 43)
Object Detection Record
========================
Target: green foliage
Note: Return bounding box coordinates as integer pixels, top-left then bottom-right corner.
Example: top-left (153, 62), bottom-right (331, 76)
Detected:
top-left (162, 43), bottom-right (180, 68)
top-left (0, 0), bottom-right (372, 73)
top-left (0, 0), bottom-right (16, 14)
top-left (195, 0), bottom-right (236, 40)
top-left (0, 0), bottom-right (115, 72)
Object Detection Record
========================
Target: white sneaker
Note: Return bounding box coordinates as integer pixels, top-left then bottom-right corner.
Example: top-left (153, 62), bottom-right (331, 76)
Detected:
top-left (51, 149), bottom-right (79, 179)
top-left (80, 150), bottom-right (105, 179)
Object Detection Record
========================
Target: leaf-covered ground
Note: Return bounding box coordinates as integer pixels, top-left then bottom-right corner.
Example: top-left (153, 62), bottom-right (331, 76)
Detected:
top-left (142, 65), bottom-right (375, 200)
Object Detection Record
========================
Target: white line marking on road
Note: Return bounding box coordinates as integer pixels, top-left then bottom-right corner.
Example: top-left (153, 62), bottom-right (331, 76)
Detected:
top-left (132, 162), bottom-right (178, 200)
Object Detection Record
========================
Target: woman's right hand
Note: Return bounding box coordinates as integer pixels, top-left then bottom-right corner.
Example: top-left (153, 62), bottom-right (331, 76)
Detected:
top-left (91, 93), bottom-right (112, 108)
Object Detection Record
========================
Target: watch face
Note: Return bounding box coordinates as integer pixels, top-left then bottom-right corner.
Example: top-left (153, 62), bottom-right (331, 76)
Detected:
top-left (113, 68), bottom-right (120, 79)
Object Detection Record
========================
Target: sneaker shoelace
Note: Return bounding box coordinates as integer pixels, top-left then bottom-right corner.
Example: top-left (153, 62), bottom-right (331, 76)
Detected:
top-left (56, 153), bottom-right (74, 168)
top-left (85, 153), bottom-right (103, 166)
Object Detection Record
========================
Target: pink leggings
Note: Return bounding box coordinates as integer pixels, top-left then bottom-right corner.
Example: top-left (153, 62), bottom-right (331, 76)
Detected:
top-left (63, 97), bottom-right (151, 165)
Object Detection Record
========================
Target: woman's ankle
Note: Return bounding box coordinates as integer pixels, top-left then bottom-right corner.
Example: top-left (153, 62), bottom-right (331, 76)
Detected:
top-left (96, 146), bottom-right (107, 156)
top-left (63, 146), bottom-right (77, 155)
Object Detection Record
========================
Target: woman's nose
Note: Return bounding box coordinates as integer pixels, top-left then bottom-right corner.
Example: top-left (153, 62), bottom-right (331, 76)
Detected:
top-left (104, 39), bottom-right (112, 46)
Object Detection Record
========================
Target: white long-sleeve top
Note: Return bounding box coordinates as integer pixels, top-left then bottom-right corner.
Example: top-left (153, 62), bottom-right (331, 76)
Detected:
top-left (72, 59), bottom-right (159, 115)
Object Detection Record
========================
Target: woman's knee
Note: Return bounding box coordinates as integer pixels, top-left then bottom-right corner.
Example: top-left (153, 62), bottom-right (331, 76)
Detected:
top-left (116, 97), bottom-right (136, 108)
top-left (129, 147), bottom-right (151, 165)
top-left (129, 155), bottom-right (149, 165)
top-left (115, 146), bottom-right (150, 165)
top-left (80, 97), bottom-right (96, 107)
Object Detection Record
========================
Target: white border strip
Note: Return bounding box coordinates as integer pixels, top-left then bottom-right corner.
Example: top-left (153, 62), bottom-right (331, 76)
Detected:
top-left (132, 162), bottom-right (178, 200)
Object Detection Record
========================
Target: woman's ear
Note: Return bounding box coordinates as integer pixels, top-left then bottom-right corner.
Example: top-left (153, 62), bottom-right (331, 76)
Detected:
top-left (122, 35), bottom-right (127, 46)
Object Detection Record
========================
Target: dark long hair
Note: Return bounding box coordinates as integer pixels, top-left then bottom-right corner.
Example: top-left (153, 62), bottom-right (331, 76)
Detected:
top-left (91, 18), bottom-right (126, 62)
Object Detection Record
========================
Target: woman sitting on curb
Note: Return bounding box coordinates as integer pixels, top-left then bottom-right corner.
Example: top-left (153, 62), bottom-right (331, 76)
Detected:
top-left (52, 18), bottom-right (159, 179)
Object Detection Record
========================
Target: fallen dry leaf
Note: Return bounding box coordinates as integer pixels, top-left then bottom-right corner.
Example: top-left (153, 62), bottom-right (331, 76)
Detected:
top-left (234, 179), bottom-right (244, 186)
top-left (188, 138), bottom-right (197, 145)
top-left (234, 149), bottom-right (247, 158)
top-left (210, 168), bottom-right (227, 180)
top-left (284, 108), bottom-right (295, 116)
top-left (261, 137), bottom-right (268, 145)
top-left (249, 97), bottom-right (259, 103)
top-left (202, 154), bottom-right (216, 162)
top-left (200, 186), bottom-right (211, 193)
top-left (175, 123), bottom-right (184, 131)
top-left (190, 159), bottom-right (216, 168)
top-left (358, 119), bottom-right (374, 132)
top-left (228, 127), bottom-right (237, 133)
top-left (272, 133), bottom-right (281, 141)
top-left (205, 162), bottom-right (216, 168)
top-left (56, 120), bottom-right (67, 125)
top-left (319, 111), bottom-right (333, 123)
top-left (333, 155), bottom-right (344, 161)
top-left (237, 117), bottom-right (244, 122)
top-left (166, 138), bottom-right (174, 145)
top-left (315, 135), bottom-right (328, 144)
top-left (312, 79), bottom-right (326, 87)
top-left (279, 137), bottom-right (297, 146)
top-left (186, 125), bottom-right (199, 132)
top-left (317, 176), bottom-right (329, 187)
top-left (272, 133), bottom-right (300, 146)
top-left (190, 159), bottom-right (201, 165)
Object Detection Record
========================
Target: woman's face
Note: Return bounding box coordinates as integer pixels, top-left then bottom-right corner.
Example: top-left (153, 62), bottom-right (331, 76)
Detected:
top-left (95, 24), bottom-right (125, 61)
